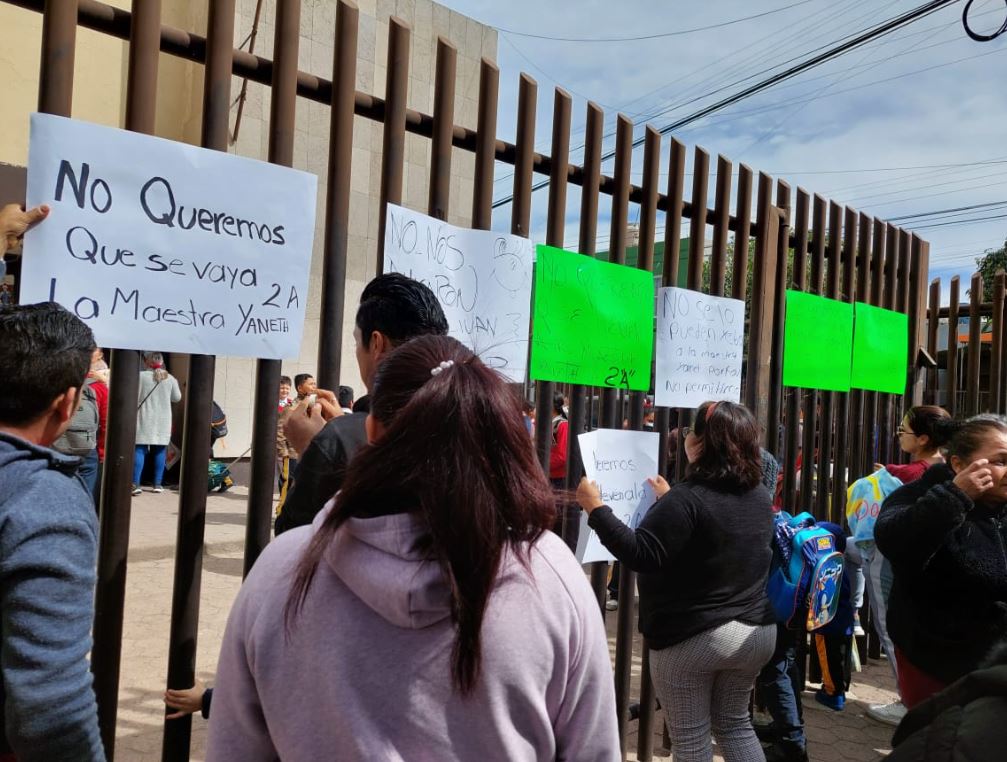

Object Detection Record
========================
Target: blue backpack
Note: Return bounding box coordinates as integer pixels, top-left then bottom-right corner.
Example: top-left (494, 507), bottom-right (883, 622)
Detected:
top-left (766, 512), bottom-right (845, 631)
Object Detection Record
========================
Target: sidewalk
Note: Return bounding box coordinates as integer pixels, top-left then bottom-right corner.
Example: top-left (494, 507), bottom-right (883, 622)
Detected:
top-left (111, 487), bottom-right (897, 760)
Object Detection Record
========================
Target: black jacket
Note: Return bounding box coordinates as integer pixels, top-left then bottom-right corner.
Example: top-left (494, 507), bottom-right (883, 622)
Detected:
top-left (273, 413), bottom-right (368, 535)
top-left (875, 463), bottom-right (1007, 684)
top-left (888, 644), bottom-right (1007, 762)
top-left (588, 480), bottom-right (775, 650)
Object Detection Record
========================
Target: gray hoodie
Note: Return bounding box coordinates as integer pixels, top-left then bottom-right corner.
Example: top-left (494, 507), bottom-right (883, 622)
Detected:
top-left (208, 506), bottom-right (620, 761)
top-left (0, 432), bottom-right (104, 761)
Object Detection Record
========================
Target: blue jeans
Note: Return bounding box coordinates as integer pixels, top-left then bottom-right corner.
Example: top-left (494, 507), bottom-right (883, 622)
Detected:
top-left (757, 624), bottom-right (805, 749)
top-left (78, 449), bottom-right (99, 499)
top-left (134, 444), bottom-right (167, 487)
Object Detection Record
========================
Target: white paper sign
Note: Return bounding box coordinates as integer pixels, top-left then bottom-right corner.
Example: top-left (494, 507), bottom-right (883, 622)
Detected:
top-left (655, 286), bottom-right (745, 409)
top-left (383, 203), bottom-right (533, 383)
top-left (21, 113), bottom-right (317, 359)
top-left (575, 428), bottom-right (660, 564)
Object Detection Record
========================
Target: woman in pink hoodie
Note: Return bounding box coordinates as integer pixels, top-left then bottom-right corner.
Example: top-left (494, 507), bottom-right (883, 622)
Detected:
top-left (207, 335), bottom-right (619, 761)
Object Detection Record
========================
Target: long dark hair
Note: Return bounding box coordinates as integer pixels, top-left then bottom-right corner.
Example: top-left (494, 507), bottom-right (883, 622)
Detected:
top-left (285, 335), bottom-right (555, 694)
top-left (686, 400), bottom-right (763, 492)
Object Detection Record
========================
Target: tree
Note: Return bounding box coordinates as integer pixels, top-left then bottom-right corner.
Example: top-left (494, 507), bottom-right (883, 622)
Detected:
top-left (976, 239), bottom-right (1007, 298)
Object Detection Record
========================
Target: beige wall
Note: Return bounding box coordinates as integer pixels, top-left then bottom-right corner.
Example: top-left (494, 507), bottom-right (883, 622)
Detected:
top-left (0, 0), bottom-right (497, 457)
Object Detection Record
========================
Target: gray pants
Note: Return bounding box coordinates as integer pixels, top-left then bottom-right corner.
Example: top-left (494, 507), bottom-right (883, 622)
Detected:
top-left (651, 620), bottom-right (776, 762)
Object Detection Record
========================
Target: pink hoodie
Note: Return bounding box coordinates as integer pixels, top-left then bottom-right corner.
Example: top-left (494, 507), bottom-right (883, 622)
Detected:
top-left (206, 507), bottom-right (619, 761)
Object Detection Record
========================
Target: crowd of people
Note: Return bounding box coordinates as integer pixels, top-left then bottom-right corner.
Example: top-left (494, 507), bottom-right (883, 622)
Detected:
top-left (5, 198), bottom-right (1007, 761)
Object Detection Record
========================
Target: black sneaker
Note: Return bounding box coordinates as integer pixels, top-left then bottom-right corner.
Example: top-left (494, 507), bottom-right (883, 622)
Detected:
top-left (763, 741), bottom-right (809, 762)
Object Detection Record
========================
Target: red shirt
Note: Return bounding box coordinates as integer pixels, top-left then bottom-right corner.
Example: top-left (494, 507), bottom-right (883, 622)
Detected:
top-left (91, 379), bottom-right (109, 462)
top-left (885, 460), bottom-right (931, 484)
top-left (549, 417), bottom-right (569, 480)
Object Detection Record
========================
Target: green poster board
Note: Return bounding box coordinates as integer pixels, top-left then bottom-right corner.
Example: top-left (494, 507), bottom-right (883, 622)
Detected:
top-left (851, 302), bottom-right (908, 394)
top-left (530, 245), bottom-right (654, 390)
top-left (782, 290), bottom-right (853, 391)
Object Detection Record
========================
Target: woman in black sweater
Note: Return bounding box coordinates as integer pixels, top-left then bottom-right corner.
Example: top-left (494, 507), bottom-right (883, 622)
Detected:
top-left (577, 400), bottom-right (775, 762)
top-left (875, 414), bottom-right (1007, 709)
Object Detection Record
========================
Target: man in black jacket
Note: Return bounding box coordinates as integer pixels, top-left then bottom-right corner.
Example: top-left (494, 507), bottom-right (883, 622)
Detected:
top-left (274, 273), bottom-right (448, 535)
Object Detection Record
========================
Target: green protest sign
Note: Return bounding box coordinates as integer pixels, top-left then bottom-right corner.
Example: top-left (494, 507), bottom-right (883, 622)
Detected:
top-left (530, 245), bottom-right (653, 390)
top-left (851, 302), bottom-right (908, 394)
top-left (782, 290), bottom-right (853, 391)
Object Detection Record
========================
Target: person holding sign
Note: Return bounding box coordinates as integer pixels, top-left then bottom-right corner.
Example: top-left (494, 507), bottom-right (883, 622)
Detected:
top-left (577, 400), bottom-right (775, 762)
top-left (0, 202), bottom-right (49, 258)
top-left (207, 335), bottom-right (618, 760)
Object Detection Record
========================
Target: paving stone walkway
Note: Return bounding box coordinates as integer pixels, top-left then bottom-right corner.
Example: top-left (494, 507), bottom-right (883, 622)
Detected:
top-left (112, 486), bottom-right (898, 760)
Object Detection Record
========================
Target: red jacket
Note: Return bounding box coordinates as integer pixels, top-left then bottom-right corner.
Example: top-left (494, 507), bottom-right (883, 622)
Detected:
top-left (91, 379), bottom-right (109, 462)
top-left (549, 417), bottom-right (569, 480)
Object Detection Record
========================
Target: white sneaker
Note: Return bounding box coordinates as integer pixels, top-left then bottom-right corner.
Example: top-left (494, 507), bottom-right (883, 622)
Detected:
top-left (605, 598), bottom-right (618, 611)
top-left (866, 701), bottom-right (906, 727)
top-left (131, 485), bottom-right (142, 496)
top-left (152, 486), bottom-right (164, 494)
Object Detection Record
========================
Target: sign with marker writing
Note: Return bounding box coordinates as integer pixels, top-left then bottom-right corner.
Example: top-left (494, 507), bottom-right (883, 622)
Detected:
top-left (655, 286), bottom-right (745, 409)
top-left (21, 113), bottom-right (317, 358)
top-left (575, 428), bottom-right (660, 564)
top-left (383, 203), bottom-right (533, 383)
top-left (530, 245), bottom-right (654, 391)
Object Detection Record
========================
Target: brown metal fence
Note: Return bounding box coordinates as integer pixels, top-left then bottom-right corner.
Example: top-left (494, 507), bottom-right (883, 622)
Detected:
top-left (5, 1), bottom-right (932, 759)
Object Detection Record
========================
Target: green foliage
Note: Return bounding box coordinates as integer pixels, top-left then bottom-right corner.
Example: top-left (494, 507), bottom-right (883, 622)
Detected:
top-left (976, 239), bottom-right (1007, 298)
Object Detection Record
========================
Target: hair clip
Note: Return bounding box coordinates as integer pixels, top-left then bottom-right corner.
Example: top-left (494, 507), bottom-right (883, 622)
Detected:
top-left (430, 360), bottom-right (455, 376)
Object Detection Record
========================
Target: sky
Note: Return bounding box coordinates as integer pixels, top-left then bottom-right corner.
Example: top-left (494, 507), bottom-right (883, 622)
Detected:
top-left (437, 0), bottom-right (1007, 302)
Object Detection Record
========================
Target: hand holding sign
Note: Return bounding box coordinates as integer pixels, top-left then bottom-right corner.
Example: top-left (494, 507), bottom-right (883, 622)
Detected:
top-left (576, 477), bottom-right (605, 514)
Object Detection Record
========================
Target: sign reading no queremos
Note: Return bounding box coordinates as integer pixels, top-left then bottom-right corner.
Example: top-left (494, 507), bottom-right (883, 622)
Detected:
top-left (21, 113), bottom-right (317, 359)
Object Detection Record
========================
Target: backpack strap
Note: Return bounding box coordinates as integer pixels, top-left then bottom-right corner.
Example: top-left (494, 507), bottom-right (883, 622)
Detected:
top-left (138, 378), bottom-right (162, 411)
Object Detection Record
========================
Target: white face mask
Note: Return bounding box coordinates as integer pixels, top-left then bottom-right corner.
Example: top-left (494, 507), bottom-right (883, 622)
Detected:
top-left (563, 406), bottom-right (569, 417)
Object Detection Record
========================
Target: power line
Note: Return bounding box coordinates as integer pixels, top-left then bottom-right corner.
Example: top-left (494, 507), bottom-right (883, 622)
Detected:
top-left (889, 200), bottom-right (1007, 221)
top-left (912, 212), bottom-right (1007, 230)
top-left (494, 0), bottom-right (820, 42)
top-left (491, 0), bottom-right (959, 209)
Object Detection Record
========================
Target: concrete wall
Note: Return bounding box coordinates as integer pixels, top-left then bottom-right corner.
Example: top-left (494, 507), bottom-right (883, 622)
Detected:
top-left (0, 0), bottom-right (497, 457)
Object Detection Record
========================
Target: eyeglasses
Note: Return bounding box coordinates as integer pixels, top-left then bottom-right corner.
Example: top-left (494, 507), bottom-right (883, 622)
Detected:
top-left (897, 427), bottom-right (916, 436)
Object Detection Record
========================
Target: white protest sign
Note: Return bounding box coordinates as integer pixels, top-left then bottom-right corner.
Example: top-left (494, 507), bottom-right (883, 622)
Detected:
top-left (655, 286), bottom-right (745, 409)
top-left (383, 203), bottom-right (533, 383)
top-left (575, 428), bottom-right (660, 564)
top-left (21, 113), bottom-right (317, 359)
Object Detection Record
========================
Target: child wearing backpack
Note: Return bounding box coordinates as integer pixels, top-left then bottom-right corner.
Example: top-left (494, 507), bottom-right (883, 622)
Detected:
top-left (812, 522), bottom-right (855, 711)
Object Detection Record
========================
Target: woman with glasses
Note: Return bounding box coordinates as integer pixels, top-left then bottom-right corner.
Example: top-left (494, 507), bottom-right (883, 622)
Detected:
top-left (577, 400), bottom-right (775, 762)
top-left (877, 415), bottom-right (1007, 709)
top-left (874, 405), bottom-right (953, 483)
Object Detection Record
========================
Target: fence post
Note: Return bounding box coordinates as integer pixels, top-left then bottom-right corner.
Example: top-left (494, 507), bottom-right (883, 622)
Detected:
top-left (767, 181), bottom-right (790, 459)
top-left (831, 207), bottom-right (857, 522)
top-left (745, 173), bottom-right (777, 438)
top-left (375, 17), bottom-right (410, 273)
top-left (90, 1), bottom-right (160, 755)
top-left (947, 276), bottom-right (961, 417)
top-left (783, 189), bottom-right (809, 510)
top-left (926, 278), bottom-right (940, 406)
top-left (991, 272), bottom-right (1005, 413)
top-left (967, 273), bottom-right (984, 416)
top-left (243, 0), bottom-right (301, 578)
top-left (316, 0), bottom-right (359, 387)
top-left (161, 1), bottom-right (234, 759)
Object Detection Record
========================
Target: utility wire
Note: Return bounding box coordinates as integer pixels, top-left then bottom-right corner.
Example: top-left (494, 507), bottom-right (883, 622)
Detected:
top-left (494, 0), bottom-right (820, 42)
top-left (491, 0), bottom-right (959, 209)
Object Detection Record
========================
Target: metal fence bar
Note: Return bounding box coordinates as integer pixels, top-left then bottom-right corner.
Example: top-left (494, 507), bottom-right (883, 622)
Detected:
top-left (848, 212), bottom-right (872, 480)
top-left (991, 272), bottom-right (1005, 413)
top-left (865, 220), bottom-right (886, 469)
top-left (767, 181), bottom-right (790, 458)
top-left (907, 235), bottom-right (926, 406)
top-left (88, 0), bottom-right (156, 754)
top-left (634, 125), bottom-right (662, 762)
top-left (745, 172), bottom-right (775, 435)
top-left (662, 139), bottom-right (687, 482)
top-left (947, 276), bottom-right (961, 419)
top-left (926, 277), bottom-right (940, 406)
top-left (316, 0), bottom-right (358, 386)
top-left (799, 195), bottom-right (825, 513)
top-left (606, 112), bottom-right (635, 760)
top-left (709, 155), bottom-right (732, 298)
top-left (243, 0), bottom-right (300, 579)
top-left (1000, 282), bottom-right (1007, 414)
top-left (471, 58), bottom-right (499, 230)
top-left (815, 201), bottom-right (842, 520)
top-left (428, 37), bottom-right (457, 221)
top-left (687, 147), bottom-right (710, 288)
top-left (510, 74), bottom-right (537, 240)
top-left (161, 1), bottom-right (233, 758)
top-left (831, 207), bottom-right (857, 520)
top-left (732, 165), bottom-right (753, 304)
top-left (375, 17), bottom-right (410, 271)
top-left (532, 88), bottom-right (571, 475)
top-left (37, 0), bottom-right (77, 115)
top-left (968, 273), bottom-right (984, 416)
top-left (783, 188), bottom-right (809, 510)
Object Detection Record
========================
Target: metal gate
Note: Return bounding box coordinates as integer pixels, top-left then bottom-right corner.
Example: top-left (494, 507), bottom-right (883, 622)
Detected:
top-left (3, 1), bottom-right (930, 759)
